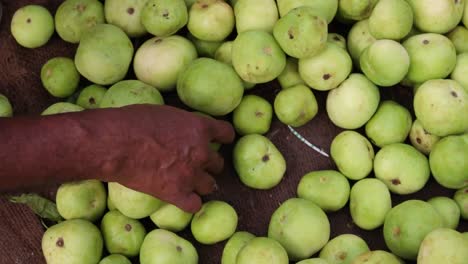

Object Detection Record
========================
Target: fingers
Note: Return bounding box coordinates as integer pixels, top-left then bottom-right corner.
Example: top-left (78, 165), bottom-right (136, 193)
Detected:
top-left (194, 170), bottom-right (217, 196)
top-left (169, 192), bottom-right (203, 214)
top-left (208, 119), bottom-right (236, 144)
top-left (204, 149), bottom-right (224, 175)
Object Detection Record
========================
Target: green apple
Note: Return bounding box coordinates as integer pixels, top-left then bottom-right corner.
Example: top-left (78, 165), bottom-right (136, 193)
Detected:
top-left (297, 259), bottom-right (329, 264)
top-left (427, 197), bottom-right (461, 229)
top-left (274, 84), bottom-right (318, 127)
top-left (454, 187), bottom-right (468, 219)
top-left (351, 250), bottom-right (403, 264)
top-left (233, 95), bottom-right (273, 135)
top-left (104, 0), bottom-right (147, 37)
top-left (234, 0), bottom-right (279, 33)
top-left (319, 234), bottom-right (370, 264)
top-left (337, 0), bottom-right (378, 21)
top-left (447, 26), bottom-right (468, 54)
top-left (347, 19), bottom-right (376, 68)
top-left (107, 194), bottom-right (116, 211)
top-left (417, 228), bottom-right (468, 264)
top-left (221, 231), bottom-right (255, 264)
top-left (409, 119), bottom-right (441, 155)
top-left (0, 94), bottom-right (13, 117)
top-left (76, 84), bottom-right (107, 109)
top-left (41, 103), bottom-right (84, 115)
top-left (41, 57), bottom-right (80, 98)
top-left (150, 203), bottom-right (193, 232)
top-left (236, 237), bottom-right (289, 264)
top-left (11, 5), bottom-right (54, 48)
top-left (187, 32), bottom-right (223, 58)
top-left (100, 80), bottom-right (164, 108)
top-left (188, 0), bottom-right (234, 41)
top-left (99, 254), bottom-right (131, 264)
top-left (406, 0), bottom-right (465, 34)
top-left (277, 57), bottom-right (305, 89)
top-left (277, 0), bottom-right (338, 24)
top-left (327, 33), bottom-right (346, 49)
top-left (451, 53), bottom-right (468, 91)
top-left (141, 0), bottom-right (188, 37)
top-left (368, 0), bottom-right (413, 40)
top-left (233, 134), bottom-right (286, 190)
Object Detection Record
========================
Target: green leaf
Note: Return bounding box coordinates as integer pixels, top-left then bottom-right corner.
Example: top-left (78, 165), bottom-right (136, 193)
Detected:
top-left (9, 193), bottom-right (63, 223)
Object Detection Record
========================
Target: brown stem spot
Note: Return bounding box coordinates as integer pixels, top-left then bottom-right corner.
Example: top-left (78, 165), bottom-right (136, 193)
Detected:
top-left (26, 18), bottom-right (31, 23)
top-left (125, 224), bottom-right (132, 232)
top-left (416, 138), bottom-right (422, 144)
top-left (288, 29), bottom-right (294, 39)
top-left (464, 188), bottom-right (468, 193)
top-left (127, 7), bottom-right (135, 15)
top-left (56, 237), bottom-right (64, 247)
top-left (76, 4), bottom-right (86, 13)
top-left (323, 73), bottom-right (331, 80)
top-left (393, 227), bottom-right (401, 237)
top-left (451, 91), bottom-right (458, 97)
top-left (89, 97), bottom-right (96, 105)
top-left (262, 155), bottom-right (270, 162)
top-left (163, 10), bottom-right (169, 18)
top-left (423, 39), bottom-right (429, 45)
top-left (338, 252), bottom-right (347, 260)
top-left (176, 245), bottom-right (182, 252)
top-left (319, 176), bottom-right (327, 183)
top-left (391, 179), bottom-right (401, 185)
top-left (201, 3), bottom-right (209, 8)
top-left (255, 111), bottom-right (264, 117)
top-left (154, 38), bottom-right (163, 44)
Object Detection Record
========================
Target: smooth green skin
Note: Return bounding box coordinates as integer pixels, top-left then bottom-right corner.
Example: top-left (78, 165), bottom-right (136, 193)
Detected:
top-left (319, 234), bottom-right (370, 264)
top-left (56, 179), bottom-right (106, 222)
top-left (273, 7), bottom-right (328, 59)
top-left (150, 203), bottom-right (193, 232)
top-left (330, 129), bottom-right (374, 180)
top-left (299, 43), bottom-right (352, 91)
top-left (407, 0), bottom-right (465, 34)
top-left (346, 19), bottom-right (376, 68)
top-left (76, 84), bottom-right (107, 109)
top-left (403, 33), bottom-right (457, 84)
top-left (0, 94), bottom-right (13, 117)
top-left (41, 57), bottom-right (80, 98)
top-left (177, 58), bottom-right (243, 116)
top-left (99, 254), bottom-right (131, 264)
top-left (185, 0), bottom-right (197, 7)
top-left (297, 259), bottom-right (329, 264)
top-left (374, 143), bottom-right (430, 195)
top-left (100, 80), bottom-right (164, 108)
top-left (101, 210), bottom-right (146, 257)
top-left (427, 197), bottom-right (460, 229)
top-left (104, 0), bottom-right (147, 37)
top-left (409, 119), bottom-right (441, 155)
top-left (41, 102), bottom-right (84, 115)
top-left (234, 0), bottom-right (278, 33)
top-left (414, 79), bottom-right (468, 137)
top-left (451, 53), bottom-right (468, 91)
top-left (430, 135), bottom-right (468, 189)
top-left (108, 182), bottom-right (163, 219)
top-left (232, 30), bottom-right (286, 84)
top-left (213, 41), bottom-right (255, 89)
top-left (464, 232), bottom-right (468, 240)
top-left (188, 0), bottom-right (234, 41)
top-left (75, 24), bottom-right (134, 85)
top-left (141, 0), bottom-right (187, 37)
top-left (221, 231), bottom-right (255, 264)
top-left (277, 0), bottom-right (338, 24)
top-left (297, 170), bottom-right (350, 212)
top-left (365, 100), bottom-right (413, 147)
top-left (383, 200), bottom-right (443, 260)
top-left (107, 195), bottom-right (116, 211)
top-left (140, 229), bottom-right (198, 264)
top-left (134, 36), bottom-right (197, 92)
top-left (42, 219), bottom-right (103, 264)
top-left (448, 26), bottom-right (468, 54)
top-left (268, 198), bottom-right (331, 261)
top-left (351, 250), bottom-right (403, 264)
top-left (233, 134), bottom-right (287, 190)
top-left (368, 0), bottom-right (413, 40)
top-left (465, 2), bottom-right (468, 27)
top-left (11, 5), bottom-right (54, 48)
top-left (191, 200), bottom-right (238, 245)
top-left (360, 40), bottom-right (410, 87)
top-left (274, 84), bottom-right (318, 127)
top-left (350, 178), bottom-right (392, 231)
top-left (337, 0), bottom-right (378, 21)
top-left (187, 33), bottom-right (222, 58)
top-left (417, 228), bottom-right (468, 264)
top-left (55, 0), bottom-right (105, 43)
top-left (277, 57), bottom-right (305, 89)
top-left (237, 237), bottom-right (289, 264)
top-left (327, 33), bottom-right (346, 49)
top-left (454, 187), bottom-right (468, 219)
top-left (233, 95), bottom-right (273, 135)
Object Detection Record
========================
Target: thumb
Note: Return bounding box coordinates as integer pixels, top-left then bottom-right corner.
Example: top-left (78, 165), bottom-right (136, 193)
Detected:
top-left (168, 192), bottom-right (203, 214)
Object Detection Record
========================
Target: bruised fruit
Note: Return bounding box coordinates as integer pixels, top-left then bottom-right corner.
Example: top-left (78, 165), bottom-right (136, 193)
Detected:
top-left (141, 0), bottom-right (188, 37)
top-left (41, 103), bottom-right (84, 115)
top-left (417, 228), bottom-right (468, 264)
top-left (347, 19), bottom-right (376, 68)
top-left (454, 187), bottom-right (468, 219)
top-left (11, 5), bottom-right (54, 48)
top-left (221, 231), bottom-right (255, 264)
top-left (104, 0), bottom-right (147, 37)
top-left (233, 95), bottom-right (273, 135)
top-left (368, 0), bottom-right (413, 40)
top-left (234, 0), bottom-right (278, 33)
top-left (0, 94), bottom-right (13, 117)
top-left (99, 254), bottom-right (131, 264)
top-left (100, 80), bottom-right (164, 108)
top-left (351, 250), bottom-right (403, 264)
top-left (406, 0), bottom-right (465, 34)
top-left (427, 197), bottom-right (460, 229)
top-left (274, 84), bottom-right (318, 127)
top-left (76, 84), bottom-right (107, 109)
top-left (188, 0), bottom-right (234, 41)
top-left (319, 234), bottom-right (370, 264)
top-left (236, 237), bottom-right (289, 264)
top-left (277, 0), bottom-right (338, 24)
top-left (41, 57), bottom-right (80, 98)
top-left (277, 57), bottom-right (305, 89)
top-left (409, 119), bottom-right (441, 155)
top-left (451, 53), bottom-right (468, 91)
top-left (150, 203), bottom-right (193, 232)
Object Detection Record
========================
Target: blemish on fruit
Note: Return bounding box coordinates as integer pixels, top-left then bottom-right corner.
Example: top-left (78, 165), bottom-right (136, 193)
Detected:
top-left (451, 91), bottom-right (458, 98)
top-left (323, 73), bottom-right (331, 80)
top-left (288, 29), bottom-right (294, 39)
top-left (176, 245), bottom-right (182, 252)
top-left (89, 97), bottom-right (96, 105)
top-left (263, 47), bottom-right (272, 55)
top-left (255, 111), bottom-right (264, 117)
top-left (262, 155), bottom-right (270, 162)
top-left (125, 224), bottom-right (132, 232)
top-left (127, 7), bottom-right (135, 15)
top-left (416, 138), bottom-right (422, 144)
top-left (423, 39), bottom-right (429, 45)
top-left (56, 237), bottom-right (64, 247)
top-left (393, 227), bottom-right (401, 237)
top-left (26, 18), bottom-right (31, 23)
top-left (391, 179), bottom-right (401, 185)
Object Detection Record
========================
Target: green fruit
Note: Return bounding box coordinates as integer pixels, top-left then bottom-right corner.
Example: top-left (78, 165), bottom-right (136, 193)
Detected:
top-left (41, 103), bottom-right (84, 115)
top-left (403, 33), bottom-right (457, 84)
top-left (55, 0), bottom-right (105, 43)
top-left (185, 0), bottom-right (197, 7)
top-left (406, 0), bottom-right (465, 34)
top-left (346, 19), bottom-right (376, 68)
top-left (221, 231), bottom-right (255, 264)
top-left (187, 33), bottom-right (223, 58)
top-left (409, 119), bottom-right (441, 155)
top-left (188, 0), bottom-right (234, 41)
top-left (383, 200), bottom-right (443, 260)
top-left (134, 36), bottom-right (197, 92)
top-left (150, 203), bottom-right (193, 232)
top-left (141, 0), bottom-right (188, 37)
top-left (299, 42), bottom-right (352, 91)
top-left (104, 0), bottom-right (147, 37)
top-left (427, 197), bottom-right (460, 229)
top-left (374, 143), bottom-right (430, 195)
top-left (368, 0), bottom-right (413, 40)
top-left (99, 254), bottom-right (131, 264)
top-left (76, 84), bottom-right (107, 109)
top-left (337, 0), bottom-right (378, 21)
top-left (11, 5), bottom-right (54, 48)
top-left (42, 219), bottom-right (103, 264)
top-left (365, 101), bottom-right (412, 147)
top-left (101, 210), bottom-right (146, 257)
top-left (273, 6), bottom-right (328, 59)
top-left (108, 182), bottom-right (163, 219)
top-left (232, 30), bottom-right (286, 84)
top-left (75, 24), bottom-right (134, 85)
top-left (268, 198), bottom-right (330, 261)
top-left (236, 237), bottom-right (289, 264)
top-left (350, 178), bottom-right (392, 230)
top-left (464, 2), bottom-right (468, 27)
top-left (107, 195), bottom-right (116, 211)
top-left (351, 250), bottom-right (403, 264)
top-left (447, 26), bottom-right (468, 54)
top-left (277, 57), bottom-right (305, 89)
top-left (274, 84), bottom-right (318, 127)
top-left (277, 0), bottom-right (338, 24)
top-left (414, 79), bottom-right (468, 137)
top-left (297, 170), bottom-right (350, 212)
top-left (319, 234), bottom-right (370, 264)
top-left (327, 33), bottom-right (346, 49)
top-left (297, 259), bottom-right (329, 264)
top-left (100, 80), bottom-right (164, 108)
top-left (360, 40), bottom-right (410, 87)
top-left (140, 229), bottom-right (198, 264)
top-left (417, 228), bottom-right (468, 264)
top-left (454, 187), bottom-right (468, 219)
top-left (233, 134), bottom-right (287, 190)
top-left (177, 58), bottom-right (244, 116)
top-left (191, 200), bottom-right (238, 245)
top-left (0, 94), bottom-right (13, 117)
top-left (56, 179), bottom-right (106, 222)
top-left (234, 0), bottom-right (279, 33)
top-left (233, 95), bottom-right (273, 135)
top-left (451, 53), bottom-right (468, 91)
top-left (215, 41), bottom-right (234, 64)
top-left (41, 57), bottom-right (80, 98)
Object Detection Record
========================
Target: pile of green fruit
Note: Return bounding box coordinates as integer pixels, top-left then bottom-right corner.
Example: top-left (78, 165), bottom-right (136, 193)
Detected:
top-left (3, 0), bottom-right (468, 263)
